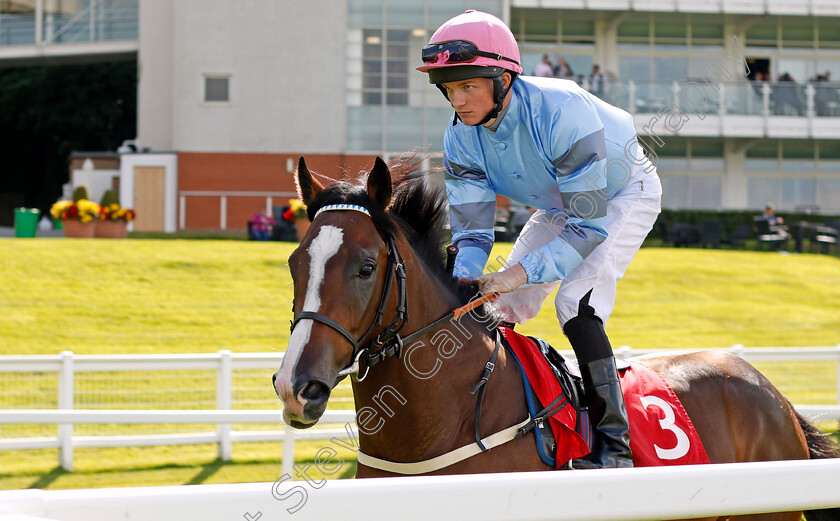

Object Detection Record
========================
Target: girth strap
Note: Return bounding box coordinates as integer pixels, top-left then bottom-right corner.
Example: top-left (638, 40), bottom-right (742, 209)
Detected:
top-left (356, 416), bottom-right (531, 475)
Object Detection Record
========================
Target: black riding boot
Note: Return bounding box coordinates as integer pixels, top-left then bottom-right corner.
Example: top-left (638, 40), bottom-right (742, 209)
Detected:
top-left (563, 310), bottom-right (633, 469)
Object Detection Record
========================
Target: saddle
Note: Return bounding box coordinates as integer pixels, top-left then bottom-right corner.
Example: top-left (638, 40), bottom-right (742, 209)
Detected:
top-left (499, 327), bottom-right (710, 469)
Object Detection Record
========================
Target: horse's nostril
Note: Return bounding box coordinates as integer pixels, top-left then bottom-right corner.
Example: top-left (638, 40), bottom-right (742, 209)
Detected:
top-left (300, 380), bottom-right (330, 402)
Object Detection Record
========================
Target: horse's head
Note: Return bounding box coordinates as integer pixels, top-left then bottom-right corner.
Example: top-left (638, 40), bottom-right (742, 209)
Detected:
top-left (273, 156), bottom-right (397, 428)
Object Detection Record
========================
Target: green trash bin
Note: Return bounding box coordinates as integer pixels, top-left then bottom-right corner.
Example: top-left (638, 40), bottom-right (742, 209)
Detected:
top-left (14, 207), bottom-right (41, 238)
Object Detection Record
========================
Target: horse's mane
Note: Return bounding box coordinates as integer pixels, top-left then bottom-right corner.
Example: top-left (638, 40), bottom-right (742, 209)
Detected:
top-left (305, 151), bottom-right (483, 309)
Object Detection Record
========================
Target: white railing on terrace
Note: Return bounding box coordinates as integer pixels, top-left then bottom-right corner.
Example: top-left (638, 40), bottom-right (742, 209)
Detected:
top-left (1, 345), bottom-right (839, 475)
top-left (585, 79), bottom-right (840, 119)
top-left (0, 0), bottom-right (137, 48)
top-left (513, 0), bottom-right (840, 16)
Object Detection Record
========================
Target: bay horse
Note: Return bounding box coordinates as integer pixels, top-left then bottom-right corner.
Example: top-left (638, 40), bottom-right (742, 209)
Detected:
top-left (272, 155), bottom-right (839, 521)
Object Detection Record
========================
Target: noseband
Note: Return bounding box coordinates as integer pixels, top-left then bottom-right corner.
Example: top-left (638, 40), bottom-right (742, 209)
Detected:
top-left (290, 204), bottom-right (409, 381)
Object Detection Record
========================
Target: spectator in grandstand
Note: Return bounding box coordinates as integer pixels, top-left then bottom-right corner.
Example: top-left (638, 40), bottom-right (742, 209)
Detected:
top-left (588, 64), bottom-right (608, 99)
top-left (534, 55), bottom-right (554, 77)
top-left (772, 72), bottom-right (804, 116)
top-left (814, 71), bottom-right (836, 117)
top-left (554, 57), bottom-right (573, 78)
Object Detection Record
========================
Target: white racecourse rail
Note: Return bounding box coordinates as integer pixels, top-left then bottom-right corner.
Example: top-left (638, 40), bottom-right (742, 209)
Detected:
top-left (1, 345), bottom-right (839, 475)
top-left (1, 460), bottom-right (840, 521)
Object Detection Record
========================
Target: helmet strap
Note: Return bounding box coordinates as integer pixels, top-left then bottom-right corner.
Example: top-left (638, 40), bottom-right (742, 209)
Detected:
top-left (474, 73), bottom-right (516, 126)
top-left (435, 72), bottom-right (518, 127)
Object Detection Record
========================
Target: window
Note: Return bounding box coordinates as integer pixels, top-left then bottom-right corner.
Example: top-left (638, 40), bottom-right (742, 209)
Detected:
top-left (687, 177), bottom-right (722, 209)
top-left (818, 140), bottom-right (840, 172)
top-left (361, 28), bottom-right (409, 106)
top-left (748, 178), bottom-right (781, 209)
top-left (204, 76), bottom-right (230, 103)
top-left (561, 19), bottom-right (595, 45)
top-left (656, 138), bottom-right (689, 171)
top-left (781, 24), bottom-right (814, 49)
top-left (0, 0), bottom-right (35, 45)
top-left (781, 140), bottom-right (815, 172)
top-left (817, 179), bottom-right (840, 212)
top-left (746, 21), bottom-right (777, 47)
top-left (653, 138), bottom-right (725, 172)
top-left (818, 22), bottom-right (840, 49)
top-left (748, 177), bottom-right (817, 210)
top-left (660, 175), bottom-right (722, 209)
top-left (746, 140), bottom-right (779, 171)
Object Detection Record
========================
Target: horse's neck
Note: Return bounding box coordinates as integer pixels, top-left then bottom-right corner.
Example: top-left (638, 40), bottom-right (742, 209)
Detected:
top-left (351, 246), bottom-right (502, 460)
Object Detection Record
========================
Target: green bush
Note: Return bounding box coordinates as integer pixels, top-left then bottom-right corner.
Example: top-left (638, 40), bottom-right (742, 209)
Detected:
top-left (100, 189), bottom-right (119, 208)
top-left (72, 185), bottom-right (89, 203)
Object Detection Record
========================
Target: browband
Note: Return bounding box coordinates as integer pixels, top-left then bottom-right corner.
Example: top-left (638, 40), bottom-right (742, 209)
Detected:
top-left (313, 204), bottom-right (371, 220)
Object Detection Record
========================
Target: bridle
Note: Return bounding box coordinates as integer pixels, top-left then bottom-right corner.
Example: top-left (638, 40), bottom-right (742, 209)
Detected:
top-left (290, 203), bottom-right (411, 381)
top-left (290, 203), bottom-right (496, 382)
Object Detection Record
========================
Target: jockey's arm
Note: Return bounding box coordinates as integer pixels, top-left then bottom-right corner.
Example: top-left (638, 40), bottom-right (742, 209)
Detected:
top-left (515, 93), bottom-right (609, 285)
top-left (443, 155), bottom-right (496, 281)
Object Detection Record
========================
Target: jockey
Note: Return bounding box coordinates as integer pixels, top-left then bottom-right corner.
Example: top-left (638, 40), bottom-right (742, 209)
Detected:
top-left (417, 10), bottom-right (662, 469)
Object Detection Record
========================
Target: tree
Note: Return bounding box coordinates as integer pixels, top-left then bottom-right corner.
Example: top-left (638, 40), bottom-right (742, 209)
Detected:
top-left (0, 60), bottom-right (137, 225)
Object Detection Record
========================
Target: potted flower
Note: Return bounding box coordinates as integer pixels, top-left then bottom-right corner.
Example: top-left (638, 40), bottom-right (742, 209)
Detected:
top-left (283, 198), bottom-right (309, 241)
top-left (95, 190), bottom-right (135, 239)
top-left (50, 199), bottom-right (102, 238)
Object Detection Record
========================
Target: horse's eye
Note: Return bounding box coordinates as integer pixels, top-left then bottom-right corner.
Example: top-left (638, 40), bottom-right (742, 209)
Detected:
top-left (359, 262), bottom-right (375, 278)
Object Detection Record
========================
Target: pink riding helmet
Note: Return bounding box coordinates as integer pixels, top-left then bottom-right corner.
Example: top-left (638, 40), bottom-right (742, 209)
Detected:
top-left (417, 10), bottom-right (521, 125)
top-left (416, 10), bottom-right (522, 75)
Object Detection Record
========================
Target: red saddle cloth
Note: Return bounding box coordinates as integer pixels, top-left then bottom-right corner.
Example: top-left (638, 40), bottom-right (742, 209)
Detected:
top-left (500, 327), bottom-right (710, 468)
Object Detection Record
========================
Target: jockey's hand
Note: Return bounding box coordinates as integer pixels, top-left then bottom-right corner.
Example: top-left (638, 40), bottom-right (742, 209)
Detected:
top-left (478, 263), bottom-right (528, 296)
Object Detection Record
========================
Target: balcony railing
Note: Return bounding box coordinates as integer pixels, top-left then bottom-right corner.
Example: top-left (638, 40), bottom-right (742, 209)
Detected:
top-left (592, 79), bottom-right (840, 119)
top-left (0, 0), bottom-right (137, 48)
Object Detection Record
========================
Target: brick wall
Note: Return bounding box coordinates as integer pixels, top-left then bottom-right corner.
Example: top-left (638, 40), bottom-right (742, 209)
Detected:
top-left (178, 152), bottom-right (377, 230)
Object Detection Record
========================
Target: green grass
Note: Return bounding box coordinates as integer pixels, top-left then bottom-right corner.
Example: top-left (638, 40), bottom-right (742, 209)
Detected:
top-left (1, 239), bottom-right (839, 490)
top-left (0, 239), bottom-right (292, 354)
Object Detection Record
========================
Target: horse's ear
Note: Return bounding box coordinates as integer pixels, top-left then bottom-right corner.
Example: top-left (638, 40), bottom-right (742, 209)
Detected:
top-left (295, 156), bottom-right (323, 206)
top-left (366, 156), bottom-right (392, 209)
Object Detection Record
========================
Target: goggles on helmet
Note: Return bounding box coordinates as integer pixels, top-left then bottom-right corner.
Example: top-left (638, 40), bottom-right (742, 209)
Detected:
top-left (421, 40), bottom-right (520, 67)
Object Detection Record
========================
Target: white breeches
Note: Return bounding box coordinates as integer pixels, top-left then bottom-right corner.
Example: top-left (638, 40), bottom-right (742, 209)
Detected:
top-left (493, 164), bottom-right (662, 327)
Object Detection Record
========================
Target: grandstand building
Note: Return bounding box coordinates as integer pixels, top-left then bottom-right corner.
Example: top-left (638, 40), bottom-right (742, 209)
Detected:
top-left (3, 0), bottom-right (840, 231)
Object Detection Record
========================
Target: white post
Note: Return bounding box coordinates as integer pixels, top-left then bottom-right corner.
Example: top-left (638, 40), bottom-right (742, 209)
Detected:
top-left (762, 82), bottom-right (771, 117)
top-left (35, 0), bottom-right (44, 45)
top-left (179, 195), bottom-right (186, 230)
top-left (730, 344), bottom-right (745, 359)
top-left (220, 196), bottom-right (227, 230)
top-left (266, 196), bottom-right (273, 214)
top-left (89, 0), bottom-right (95, 42)
top-left (836, 344), bottom-right (840, 407)
top-left (805, 83), bottom-right (815, 119)
top-left (217, 350), bottom-right (232, 461)
top-left (282, 427), bottom-right (296, 478)
top-left (718, 83), bottom-right (726, 117)
top-left (58, 350), bottom-right (74, 471)
top-left (672, 81), bottom-right (680, 111)
top-left (628, 80), bottom-right (636, 115)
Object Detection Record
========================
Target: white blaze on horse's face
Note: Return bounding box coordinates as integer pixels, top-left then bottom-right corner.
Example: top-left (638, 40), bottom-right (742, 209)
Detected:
top-left (276, 225), bottom-right (344, 411)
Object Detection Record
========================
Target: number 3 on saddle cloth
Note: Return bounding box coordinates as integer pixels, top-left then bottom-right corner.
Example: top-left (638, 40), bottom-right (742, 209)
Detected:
top-left (499, 327), bottom-right (710, 469)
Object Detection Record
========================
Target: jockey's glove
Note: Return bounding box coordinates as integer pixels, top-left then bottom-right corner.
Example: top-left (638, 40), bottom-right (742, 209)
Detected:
top-left (478, 263), bottom-right (528, 296)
